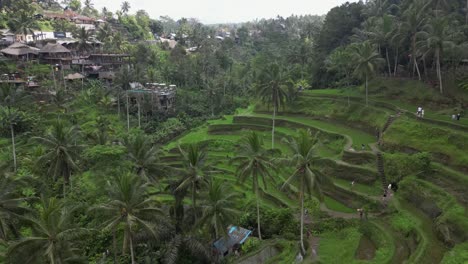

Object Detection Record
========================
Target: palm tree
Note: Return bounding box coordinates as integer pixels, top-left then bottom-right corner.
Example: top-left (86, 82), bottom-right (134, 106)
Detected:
top-left (402, 0), bottom-right (431, 80)
top-left (121, 1), bottom-right (130, 14)
top-left (115, 67), bottom-right (133, 131)
top-left (352, 41), bottom-right (384, 106)
top-left (94, 173), bottom-right (162, 264)
top-left (84, 0), bottom-right (93, 9)
top-left (0, 172), bottom-right (29, 241)
top-left (0, 108), bottom-right (21, 173)
top-left (417, 17), bottom-right (455, 94)
top-left (175, 144), bottom-right (210, 222)
top-left (0, 85), bottom-right (27, 172)
top-left (32, 120), bottom-right (82, 196)
top-left (124, 133), bottom-right (166, 182)
top-left (365, 15), bottom-right (395, 76)
top-left (199, 180), bottom-right (240, 239)
top-left (73, 27), bottom-right (92, 53)
top-left (204, 81), bottom-right (222, 117)
top-left (281, 129), bottom-right (331, 255)
top-left (163, 232), bottom-right (210, 264)
top-left (256, 63), bottom-right (288, 149)
top-left (7, 12), bottom-right (39, 42)
top-left (6, 198), bottom-right (90, 263)
top-left (87, 116), bottom-right (111, 145)
top-left (231, 131), bottom-right (277, 240)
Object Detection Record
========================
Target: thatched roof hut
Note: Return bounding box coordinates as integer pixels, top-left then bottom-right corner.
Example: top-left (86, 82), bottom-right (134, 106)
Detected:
top-left (64, 73), bottom-right (85, 80)
top-left (39, 43), bottom-right (71, 54)
top-left (1, 42), bottom-right (39, 57)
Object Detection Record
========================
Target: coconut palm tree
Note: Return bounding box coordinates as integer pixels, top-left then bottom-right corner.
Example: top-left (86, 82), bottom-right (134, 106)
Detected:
top-left (87, 116), bottom-right (112, 145)
top-left (199, 180), bottom-right (240, 239)
top-left (6, 198), bottom-right (90, 263)
top-left (231, 131), bottom-right (277, 240)
top-left (0, 85), bottom-right (28, 172)
top-left (121, 1), bottom-right (130, 15)
top-left (281, 129), bottom-right (331, 255)
top-left (114, 67), bottom-right (133, 131)
top-left (7, 12), bottom-right (39, 42)
top-left (352, 41), bottom-right (384, 106)
top-left (32, 120), bottom-right (82, 196)
top-left (84, 0), bottom-right (93, 9)
top-left (365, 15), bottom-right (395, 76)
top-left (175, 144), bottom-right (210, 222)
top-left (163, 232), bottom-right (210, 264)
top-left (417, 17), bottom-right (455, 94)
top-left (124, 133), bottom-right (166, 182)
top-left (0, 172), bottom-right (29, 241)
top-left (94, 173), bottom-right (162, 264)
top-left (73, 27), bottom-right (92, 54)
top-left (256, 63), bottom-right (288, 149)
top-left (401, 0), bottom-right (431, 80)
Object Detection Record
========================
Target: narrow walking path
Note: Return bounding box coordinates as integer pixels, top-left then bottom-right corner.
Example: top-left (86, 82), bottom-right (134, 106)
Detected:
top-left (319, 203), bottom-right (360, 219)
top-left (309, 236), bottom-right (320, 262)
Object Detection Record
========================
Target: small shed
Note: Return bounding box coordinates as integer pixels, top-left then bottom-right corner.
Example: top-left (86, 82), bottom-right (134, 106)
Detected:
top-left (213, 226), bottom-right (252, 258)
top-left (64, 73), bottom-right (85, 80)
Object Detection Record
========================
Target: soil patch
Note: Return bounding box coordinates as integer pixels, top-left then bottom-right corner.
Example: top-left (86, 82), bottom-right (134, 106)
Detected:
top-left (355, 235), bottom-right (376, 260)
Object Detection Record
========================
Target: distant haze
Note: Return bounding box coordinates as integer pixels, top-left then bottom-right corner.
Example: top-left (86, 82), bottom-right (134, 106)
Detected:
top-left (92, 0), bottom-right (358, 24)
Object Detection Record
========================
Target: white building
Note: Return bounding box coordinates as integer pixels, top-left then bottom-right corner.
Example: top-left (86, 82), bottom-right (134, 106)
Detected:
top-left (76, 24), bottom-right (96, 31)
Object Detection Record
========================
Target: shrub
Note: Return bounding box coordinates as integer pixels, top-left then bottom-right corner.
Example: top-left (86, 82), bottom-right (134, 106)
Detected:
top-left (312, 218), bottom-right (354, 234)
top-left (239, 206), bottom-right (299, 239)
top-left (391, 212), bottom-right (417, 236)
top-left (384, 152), bottom-right (431, 183)
top-left (441, 242), bottom-right (468, 264)
top-left (242, 237), bottom-right (261, 254)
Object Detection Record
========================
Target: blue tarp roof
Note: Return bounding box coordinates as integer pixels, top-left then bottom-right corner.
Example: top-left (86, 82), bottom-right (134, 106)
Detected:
top-left (213, 226), bottom-right (252, 254)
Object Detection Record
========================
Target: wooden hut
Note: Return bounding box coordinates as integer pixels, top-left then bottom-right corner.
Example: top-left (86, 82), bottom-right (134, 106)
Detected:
top-left (0, 42), bottom-right (39, 61)
top-left (39, 43), bottom-right (72, 69)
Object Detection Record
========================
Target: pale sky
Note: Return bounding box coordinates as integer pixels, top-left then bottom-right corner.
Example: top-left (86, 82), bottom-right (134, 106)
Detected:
top-left (91, 0), bottom-right (359, 24)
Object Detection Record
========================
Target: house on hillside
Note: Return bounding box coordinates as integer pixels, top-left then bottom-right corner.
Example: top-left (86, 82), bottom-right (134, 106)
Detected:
top-left (1, 42), bottom-right (39, 61)
top-left (213, 226), bottom-right (252, 258)
top-left (127, 83), bottom-right (177, 111)
top-left (159, 38), bottom-right (177, 49)
top-left (0, 30), bottom-right (15, 46)
top-left (39, 43), bottom-right (72, 68)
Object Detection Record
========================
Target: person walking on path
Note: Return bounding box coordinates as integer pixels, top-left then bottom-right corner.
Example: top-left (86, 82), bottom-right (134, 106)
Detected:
top-left (357, 208), bottom-right (364, 220)
top-left (421, 108), bottom-right (425, 118)
top-left (457, 113), bottom-right (461, 121)
top-left (417, 106), bottom-right (422, 117)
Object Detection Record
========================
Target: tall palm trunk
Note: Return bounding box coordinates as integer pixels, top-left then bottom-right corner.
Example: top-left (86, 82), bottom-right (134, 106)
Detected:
top-left (436, 49), bottom-right (443, 94)
top-left (365, 75), bottom-right (368, 107)
top-left (466, 0), bottom-right (468, 24)
top-left (386, 48), bottom-right (392, 76)
top-left (256, 187), bottom-right (262, 240)
top-left (126, 92), bottom-right (130, 132)
top-left (137, 100), bottom-right (141, 128)
top-left (128, 227), bottom-right (135, 264)
top-left (271, 104), bottom-right (276, 149)
top-left (411, 36), bottom-right (422, 80)
top-left (300, 182), bottom-right (305, 255)
top-left (192, 182), bottom-right (197, 221)
top-left (10, 122), bottom-right (17, 172)
top-left (214, 217), bottom-right (219, 240)
top-left (394, 47), bottom-right (399, 76)
top-left (113, 228), bottom-right (118, 264)
top-left (117, 94), bottom-right (121, 117)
